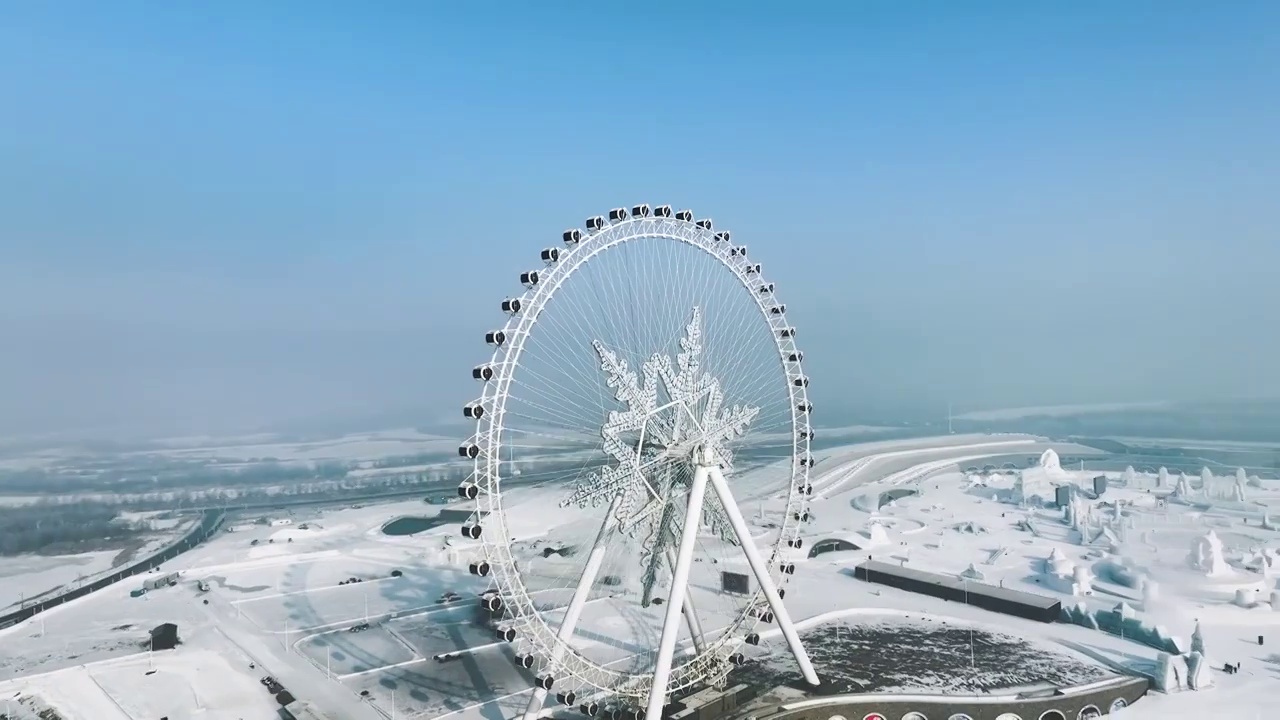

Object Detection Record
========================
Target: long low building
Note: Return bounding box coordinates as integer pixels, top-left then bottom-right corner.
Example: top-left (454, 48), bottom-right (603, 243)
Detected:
top-left (852, 560), bottom-right (1062, 623)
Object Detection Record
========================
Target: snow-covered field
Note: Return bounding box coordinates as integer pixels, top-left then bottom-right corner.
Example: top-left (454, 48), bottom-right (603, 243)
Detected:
top-left (3, 434), bottom-right (1280, 719)
top-left (0, 646), bottom-right (293, 719)
top-left (124, 428), bottom-right (460, 464)
top-left (0, 552), bottom-right (118, 610)
top-left (0, 512), bottom-right (198, 611)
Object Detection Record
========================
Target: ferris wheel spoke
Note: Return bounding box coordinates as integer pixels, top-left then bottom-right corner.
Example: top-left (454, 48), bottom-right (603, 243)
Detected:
top-left (509, 367), bottom-right (605, 428)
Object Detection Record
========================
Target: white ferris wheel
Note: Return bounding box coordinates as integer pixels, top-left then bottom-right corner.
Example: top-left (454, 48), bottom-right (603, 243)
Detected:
top-left (457, 204), bottom-right (820, 720)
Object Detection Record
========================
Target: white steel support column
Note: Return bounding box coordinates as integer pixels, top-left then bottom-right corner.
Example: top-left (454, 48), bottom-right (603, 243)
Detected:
top-left (521, 495), bottom-right (621, 720)
top-left (707, 465), bottom-right (820, 686)
top-left (644, 463), bottom-right (710, 720)
top-left (666, 547), bottom-right (707, 654)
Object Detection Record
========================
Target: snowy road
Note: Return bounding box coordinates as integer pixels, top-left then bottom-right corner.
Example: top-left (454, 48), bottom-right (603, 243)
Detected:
top-left (812, 437), bottom-right (1039, 498)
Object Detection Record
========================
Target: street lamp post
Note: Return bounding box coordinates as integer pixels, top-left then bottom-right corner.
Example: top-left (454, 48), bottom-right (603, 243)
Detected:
top-left (963, 578), bottom-right (974, 669)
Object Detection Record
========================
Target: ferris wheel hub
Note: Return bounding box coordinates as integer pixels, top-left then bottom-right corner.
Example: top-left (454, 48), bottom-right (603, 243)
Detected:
top-left (695, 443), bottom-right (716, 468)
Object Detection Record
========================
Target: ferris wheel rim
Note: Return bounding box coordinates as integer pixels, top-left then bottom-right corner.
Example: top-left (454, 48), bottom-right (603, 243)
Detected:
top-left (461, 210), bottom-right (814, 700)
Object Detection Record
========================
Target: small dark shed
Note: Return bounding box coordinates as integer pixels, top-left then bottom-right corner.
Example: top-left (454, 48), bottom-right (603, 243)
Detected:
top-left (721, 571), bottom-right (750, 595)
top-left (150, 622), bottom-right (180, 650)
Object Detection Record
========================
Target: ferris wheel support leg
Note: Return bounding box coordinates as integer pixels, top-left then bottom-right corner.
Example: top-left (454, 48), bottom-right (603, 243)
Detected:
top-left (645, 466), bottom-right (710, 720)
top-left (706, 465), bottom-right (820, 687)
top-left (521, 495), bottom-right (621, 720)
top-left (665, 547), bottom-right (708, 654)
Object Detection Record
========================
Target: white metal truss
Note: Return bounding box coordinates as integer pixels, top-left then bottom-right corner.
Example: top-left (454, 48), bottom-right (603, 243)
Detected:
top-left (564, 309), bottom-right (753, 600)
top-left (461, 210), bottom-right (817, 712)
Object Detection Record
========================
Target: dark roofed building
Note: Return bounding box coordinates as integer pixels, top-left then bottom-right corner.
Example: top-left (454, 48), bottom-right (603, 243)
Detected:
top-left (807, 535), bottom-right (863, 559)
top-left (853, 560), bottom-right (1061, 622)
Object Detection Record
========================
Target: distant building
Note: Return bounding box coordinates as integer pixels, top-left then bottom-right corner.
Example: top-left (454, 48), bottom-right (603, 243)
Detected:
top-left (853, 560), bottom-right (1061, 622)
top-left (143, 571), bottom-right (180, 591)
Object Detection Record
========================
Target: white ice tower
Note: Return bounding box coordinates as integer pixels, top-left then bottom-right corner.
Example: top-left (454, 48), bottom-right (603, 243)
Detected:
top-left (1014, 448), bottom-right (1065, 504)
top-left (1121, 466), bottom-right (1137, 486)
top-left (1046, 547), bottom-right (1075, 576)
top-left (1072, 564), bottom-right (1094, 596)
top-left (1174, 473), bottom-right (1192, 498)
top-left (1232, 468), bottom-right (1248, 502)
top-left (865, 515), bottom-right (891, 547)
top-left (1188, 530), bottom-right (1233, 577)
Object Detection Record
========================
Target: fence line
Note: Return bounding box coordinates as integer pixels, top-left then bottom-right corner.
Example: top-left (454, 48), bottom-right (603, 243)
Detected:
top-left (0, 509), bottom-right (225, 630)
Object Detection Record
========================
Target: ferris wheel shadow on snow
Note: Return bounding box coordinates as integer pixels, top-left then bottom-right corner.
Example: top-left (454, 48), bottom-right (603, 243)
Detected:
top-left (277, 557), bottom-right (533, 718)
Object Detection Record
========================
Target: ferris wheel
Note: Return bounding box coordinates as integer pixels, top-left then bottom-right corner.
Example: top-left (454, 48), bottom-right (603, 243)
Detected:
top-left (457, 205), bottom-right (820, 720)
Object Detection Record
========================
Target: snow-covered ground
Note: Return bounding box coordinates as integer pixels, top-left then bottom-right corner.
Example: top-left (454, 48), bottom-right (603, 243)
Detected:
top-left (3, 435), bottom-right (1279, 719)
top-left (0, 552), bottom-right (119, 610)
top-left (0, 647), bottom-right (284, 720)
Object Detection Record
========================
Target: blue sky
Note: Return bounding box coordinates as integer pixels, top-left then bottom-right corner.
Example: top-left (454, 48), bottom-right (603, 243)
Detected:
top-left (2, 2), bottom-right (1278, 437)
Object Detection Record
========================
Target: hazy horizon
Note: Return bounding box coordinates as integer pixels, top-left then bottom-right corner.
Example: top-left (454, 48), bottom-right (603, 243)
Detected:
top-left (3, 3), bottom-right (1278, 440)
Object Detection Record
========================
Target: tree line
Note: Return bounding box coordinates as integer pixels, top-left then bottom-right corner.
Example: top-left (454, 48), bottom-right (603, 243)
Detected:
top-left (0, 501), bottom-right (156, 556)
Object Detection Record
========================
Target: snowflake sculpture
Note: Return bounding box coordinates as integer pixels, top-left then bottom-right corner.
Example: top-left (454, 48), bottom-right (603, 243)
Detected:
top-left (561, 308), bottom-right (759, 602)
